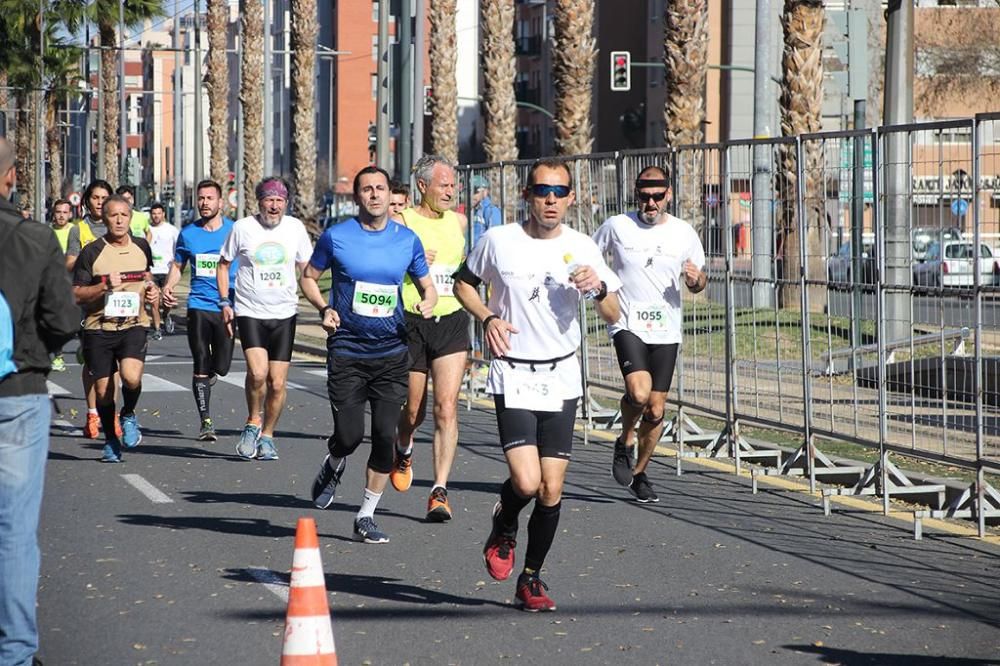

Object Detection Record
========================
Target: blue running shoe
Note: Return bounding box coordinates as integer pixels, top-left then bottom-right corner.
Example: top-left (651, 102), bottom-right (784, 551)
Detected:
top-left (353, 516), bottom-right (389, 544)
top-left (255, 435), bottom-right (279, 461)
top-left (312, 455), bottom-right (346, 509)
top-left (101, 437), bottom-right (123, 463)
top-left (120, 414), bottom-right (142, 449)
top-left (236, 422), bottom-right (261, 459)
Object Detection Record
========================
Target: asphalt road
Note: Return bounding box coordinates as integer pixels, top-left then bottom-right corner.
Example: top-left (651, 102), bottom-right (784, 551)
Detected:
top-left (36, 332), bottom-right (1000, 665)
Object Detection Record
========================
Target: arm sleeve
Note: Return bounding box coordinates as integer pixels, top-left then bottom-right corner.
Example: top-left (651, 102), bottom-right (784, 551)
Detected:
top-left (463, 232), bottom-right (493, 284)
top-left (295, 224), bottom-right (313, 263)
top-left (687, 228), bottom-right (707, 269)
top-left (73, 243), bottom-right (96, 286)
top-left (66, 225), bottom-right (81, 257)
top-left (308, 230), bottom-right (333, 272)
top-left (37, 232), bottom-right (80, 348)
top-left (407, 235), bottom-right (430, 280)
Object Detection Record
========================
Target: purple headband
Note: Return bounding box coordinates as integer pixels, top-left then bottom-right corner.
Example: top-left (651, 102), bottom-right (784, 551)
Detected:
top-left (256, 179), bottom-right (288, 200)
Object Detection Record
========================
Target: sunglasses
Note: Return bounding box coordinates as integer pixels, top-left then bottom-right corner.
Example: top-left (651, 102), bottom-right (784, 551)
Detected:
top-left (636, 191), bottom-right (668, 203)
top-left (530, 184), bottom-right (572, 199)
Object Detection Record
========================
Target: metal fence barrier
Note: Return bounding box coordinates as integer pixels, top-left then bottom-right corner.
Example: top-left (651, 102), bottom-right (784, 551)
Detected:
top-left (457, 114), bottom-right (1000, 538)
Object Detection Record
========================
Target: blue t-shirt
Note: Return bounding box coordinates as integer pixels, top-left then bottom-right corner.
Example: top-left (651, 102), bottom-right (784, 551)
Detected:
top-left (174, 217), bottom-right (239, 312)
top-left (309, 217), bottom-right (428, 358)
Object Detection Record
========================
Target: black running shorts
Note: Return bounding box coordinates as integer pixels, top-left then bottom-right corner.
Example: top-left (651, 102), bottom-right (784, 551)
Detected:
top-left (493, 394), bottom-right (578, 460)
top-left (82, 327), bottom-right (148, 379)
top-left (612, 330), bottom-right (679, 393)
top-left (187, 308), bottom-right (235, 377)
top-left (326, 350), bottom-right (410, 408)
top-left (236, 315), bottom-right (296, 362)
top-left (404, 309), bottom-right (470, 373)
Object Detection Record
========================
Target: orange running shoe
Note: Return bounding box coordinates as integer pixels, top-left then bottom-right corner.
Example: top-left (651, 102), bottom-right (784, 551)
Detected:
top-left (426, 486), bottom-right (452, 522)
top-left (83, 413), bottom-right (101, 439)
top-left (114, 414), bottom-right (123, 438)
top-left (389, 448), bottom-right (413, 492)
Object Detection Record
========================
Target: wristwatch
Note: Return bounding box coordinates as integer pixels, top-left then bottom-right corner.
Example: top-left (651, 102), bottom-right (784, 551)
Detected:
top-left (218, 298), bottom-right (231, 308)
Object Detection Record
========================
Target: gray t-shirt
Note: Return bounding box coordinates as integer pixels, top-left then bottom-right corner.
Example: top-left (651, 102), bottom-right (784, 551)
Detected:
top-left (66, 216), bottom-right (108, 257)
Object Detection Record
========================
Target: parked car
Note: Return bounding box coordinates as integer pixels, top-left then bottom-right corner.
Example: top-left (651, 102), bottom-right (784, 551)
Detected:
top-left (827, 240), bottom-right (878, 288)
top-left (912, 226), bottom-right (961, 262)
top-left (912, 240), bottom-right (997, 287)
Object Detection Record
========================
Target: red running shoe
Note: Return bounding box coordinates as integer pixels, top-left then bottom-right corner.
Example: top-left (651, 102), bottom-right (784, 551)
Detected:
top-left (483, 501), bottom-right (516, 581)
top-left (515, 574), bottom-right (557, 612)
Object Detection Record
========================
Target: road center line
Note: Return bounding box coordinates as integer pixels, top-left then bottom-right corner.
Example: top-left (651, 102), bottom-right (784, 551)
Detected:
top-left (246, 567), bottom-right (289, 603)
top-left (120, 474), bottom-right (174, 504)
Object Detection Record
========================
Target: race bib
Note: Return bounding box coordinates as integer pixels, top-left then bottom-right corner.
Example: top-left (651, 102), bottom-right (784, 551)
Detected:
top-left (353, 281), bottom-right (397, 317)
top-left (629, 301), bottom-right (668, 333)
top-left (104, 291), bottom-right (141, 318)
top-left (504, 366), bottom-right (563, 412)
top-left (194, 253), bottom-right (220, 278)
top-left (254, 264), bottom-right (289, 289)
top-left (151, 254), bottom-right (169, 274)
top-left (430, 264), bottom-right (457, 297)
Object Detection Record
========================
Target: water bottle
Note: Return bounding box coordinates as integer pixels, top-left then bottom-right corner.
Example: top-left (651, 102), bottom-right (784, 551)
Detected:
top-left (563, 254), bottom-right (600, 300)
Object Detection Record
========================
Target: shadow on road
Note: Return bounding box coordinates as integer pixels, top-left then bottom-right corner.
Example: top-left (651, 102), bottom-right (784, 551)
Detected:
top-left (784, 644), bottom-right (1000, 665)
top-left (117, 513), bottom-right (354, 543)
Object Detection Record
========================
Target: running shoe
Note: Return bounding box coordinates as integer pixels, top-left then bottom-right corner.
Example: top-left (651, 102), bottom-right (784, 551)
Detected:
top-left (51, 355), bottom-right (66, 372)
top-left (255, 435), bottom-right (279, 460)
top-left (101, 437), bottom-right (123, 463)
top-left (353, 516), bottom-right (389, 544)
top-left (120, 413), bottom-right (142, 448)
top-left (197, 418), bottom-right (218, 442)
top-left (115, 414), bottom-right (123, 439)
top-left (236, 422), bottom-right (261, 459)
top-left (628, 472), bottom-right (659, 503)
top-left (611, 437), bottom-right (634, 486)
top-left (426, 487), bottom-right (452, 522)
top-left (150, 329), bottom-right (163, 341)
top-left (483, 501), bottom-right (517, 581)
top-left (164, 315), bottom-right (175, 335)
top-left (515, 574), bottom-right (557, 612)
top-left (389, 448), bottom-right (413, 492)
top-left (83, 413), bottom-right (101, 439)
top-left (312, 454), bottom-right (346, 509)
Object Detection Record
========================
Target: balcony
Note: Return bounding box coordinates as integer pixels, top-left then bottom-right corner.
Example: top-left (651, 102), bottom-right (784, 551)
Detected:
top-left (515, 36), bottom-right (541, 56)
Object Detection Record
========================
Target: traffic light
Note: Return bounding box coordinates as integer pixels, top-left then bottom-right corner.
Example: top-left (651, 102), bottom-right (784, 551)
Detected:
top-left (610, 51), bottom-right (631, 92)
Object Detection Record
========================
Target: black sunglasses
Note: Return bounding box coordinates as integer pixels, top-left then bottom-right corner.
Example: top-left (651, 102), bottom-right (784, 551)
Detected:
top-left (636, 191), bottom-right (668, 203)
top-left (530, 184), bottom-right (572, 199)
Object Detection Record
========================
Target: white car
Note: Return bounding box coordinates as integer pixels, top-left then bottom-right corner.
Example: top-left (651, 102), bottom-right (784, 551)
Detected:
top-left (912, 240), bottom-right (997, 287)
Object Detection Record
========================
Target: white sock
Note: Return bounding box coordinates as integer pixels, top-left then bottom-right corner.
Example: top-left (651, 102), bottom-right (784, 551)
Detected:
top-left (396, 437), bottom-right (412, 455)
top-left (87, 408), bottom-right (98, 416)
top-left (356, 488), bottom-right (383, 521)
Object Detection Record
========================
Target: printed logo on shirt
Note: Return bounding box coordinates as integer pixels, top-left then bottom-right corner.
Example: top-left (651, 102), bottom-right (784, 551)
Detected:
top-left (528, 286), bottom-right (540, 302)
top-left (253, 241), bottom-right (287, 266)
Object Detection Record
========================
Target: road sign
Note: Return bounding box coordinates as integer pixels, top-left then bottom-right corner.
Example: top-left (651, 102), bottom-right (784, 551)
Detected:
top-left (228, 188), bottom-right (238, 209)
top-left (951, 198), bottom-right (969, 217)
top-left (68, 192), bottom-right (81, 207)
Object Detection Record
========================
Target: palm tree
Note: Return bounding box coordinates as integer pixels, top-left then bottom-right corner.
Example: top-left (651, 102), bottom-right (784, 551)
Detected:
top-left (89, 0), bottom-right (164, 186)
top-left (290, 0), bottom-right (318, 232)
top-left (551, 0), bottom-right (595, 157)
top-left (777, 0), bottom-right (825, 309)
top-left (240, 0), bottom-right (263, 215)
top-left (663, 0), bottom-right (708, 228)
top-left (428, 0), bottom-right (458, 164)
top-left (205, 0), bottom-right (230, 187)
top-left (480, 0), bottom-right (516, 164)
top-left (44, 44), bottom-right (83, 201)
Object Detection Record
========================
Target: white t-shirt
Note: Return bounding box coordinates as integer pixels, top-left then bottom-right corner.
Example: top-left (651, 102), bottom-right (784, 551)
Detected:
top-left (220, 214), bottom-right (313, 319)
top-left (592, 212), bottom-right (706, 345)
top-left (465, 222), bottom-right (622, 400)
top-left (148, 223), bottom-right (180, 275)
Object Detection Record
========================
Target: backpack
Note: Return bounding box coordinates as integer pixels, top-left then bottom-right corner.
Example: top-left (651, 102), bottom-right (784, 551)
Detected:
top-left (0, 220), bottom-right (22, 380)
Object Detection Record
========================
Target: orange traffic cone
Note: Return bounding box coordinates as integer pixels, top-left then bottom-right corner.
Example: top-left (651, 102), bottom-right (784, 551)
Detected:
top-left (281, 517), bottom-right (337, 665)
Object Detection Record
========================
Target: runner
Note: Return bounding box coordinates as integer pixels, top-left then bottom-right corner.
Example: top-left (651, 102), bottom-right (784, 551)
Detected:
top-left (49, 198), bottom-right (78, 372)
top-left (388, 180), bottom-right (410, 221)
top-left (217, 177), bottom-right (313, 460)
top-left (453, 158), bottom-right (621, 612)
top-left (392, 155), bottom-right (469, 522)
top-left (470, 174), bottom-right (502, 248)
top-left (300, 166), bottom-right (437, 543)
top-left (593, 165), bottom-right (706, 502)
top-left (116, 185), bottom-right (151, 240)
top-left (162, 180), bottom-right (237, 441)
top-left (146, 202), bottom-right (179, 340)
top-left (66, 179), bottom-right (119, 440)
top-left (72, 194), bottom-right (159, 462)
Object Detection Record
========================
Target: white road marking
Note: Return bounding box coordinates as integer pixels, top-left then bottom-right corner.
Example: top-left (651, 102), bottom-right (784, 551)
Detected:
top-left (306, 369), bottom-right (326, 378)
top-left (140, 374), bottom-right (188, 392)
top-left (47, 381), bottom-right (71, 396)
top-left (219, 372), bottom-right (307, 391)
top-left (51, 418), bottom-right (83, 437)
top-left (120, 474), bottom-right (174, 504)
top-left (246, 567), bottom-right (289, 602)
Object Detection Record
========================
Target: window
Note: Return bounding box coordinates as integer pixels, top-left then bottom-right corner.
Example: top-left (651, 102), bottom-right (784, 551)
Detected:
top-left (371, 73), bottom-right (378, 100)
top-left (372, 0), bottom-right (378, 21)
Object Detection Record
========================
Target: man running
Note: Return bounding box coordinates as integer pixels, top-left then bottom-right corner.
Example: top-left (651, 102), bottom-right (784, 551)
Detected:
top-left (392, 155), bottom-right (469, 523)
top-left (162, 180), bottom-right (238, 441)
top-left (217, 177), bottom-right (312, 460)
top-left (454, 159), bottom-right (621, 612)
top-left (117, 185), bottom-right (151, 240)
top-left (592, 165), bottom-right (707, 502)
top-left (49, 199), bottom-right (78, 372)
top-left (388, 180), bottom-right (410, 221)
top-left (147, 202), bottom-right (179, 340)
top-left (470, 174), bottom-right (502, 247)
top-left (72, 195), bottom-right (159, 462)
top-left (300, 166), bottom-right (437, 544)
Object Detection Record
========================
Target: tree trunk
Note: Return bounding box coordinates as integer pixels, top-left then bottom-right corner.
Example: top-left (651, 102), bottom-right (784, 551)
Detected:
top-left (481, 0), bottom-right (517, 163)
top-left (0, 71), bottom-right (8, 137)
top-left (14, 91), bottom-right (35, 213)
top-left (664, 0), bottom-right (709, 229)
top-left (290, 0), bottom-right (318, 233)
top-left (99, 22), bottom-right (119, 186)
top-left (46, 91), bottom-right (62, 201)
top-left (240, 0), bottom-right (264, 215)
top-left (552, 0), bottom-right (595, 156)
top-left (428, 0), bottom-right (458, 164)
top-left (778, 0), bottom-right (825, 311)
top-left (206, 0), bottom-right (231, 187)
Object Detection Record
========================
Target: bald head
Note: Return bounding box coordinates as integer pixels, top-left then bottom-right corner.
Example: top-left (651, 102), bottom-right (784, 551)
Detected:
top-left (0, 137), bottom-right (15, 199)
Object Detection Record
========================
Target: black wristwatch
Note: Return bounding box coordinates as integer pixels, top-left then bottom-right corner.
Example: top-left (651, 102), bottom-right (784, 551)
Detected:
top-left (594, 281), bottom-right (608, 302)
top-left (218, 298), bottom-right (231, 308)
top-left (319, 305), bottom-right (332, 317)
